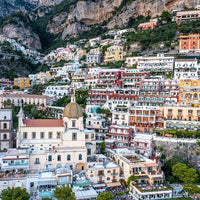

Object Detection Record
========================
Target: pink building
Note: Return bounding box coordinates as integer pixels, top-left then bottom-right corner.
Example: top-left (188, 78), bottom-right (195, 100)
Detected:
top-left (131, 134), bottom-right (153, 157)
top-left (175, 10), bottom-right (200, 24)
top-left (105, 125), bottom-right (133, 149)
top-left (138, 22), bottom-right (158, 31)
top-left (0, 79), bottom-right (13, 88)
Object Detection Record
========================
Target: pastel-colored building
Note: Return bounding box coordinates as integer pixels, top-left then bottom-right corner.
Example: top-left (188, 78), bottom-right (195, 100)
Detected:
top-left (179, 79), bottom-right (200, 107)
top-left (107, 148), bottom-right (164, 183)
top-left (175, 10), bottom-right (200, 24)
top-left (138, 21), bottom-right (158, 30)
top-left (17, 95), bottom-right (90, 173)
top-left (163, 106), bottom-right (200, 131)
top-left (104, 45), bottom-right (126, 63)
top-left (14, 77), bottom-right (30, 89)
top-left (179, 34), bottom-right (200, 53)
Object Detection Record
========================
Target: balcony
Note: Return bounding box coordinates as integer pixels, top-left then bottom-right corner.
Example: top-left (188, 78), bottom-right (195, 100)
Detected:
top-left (111, 173), bottom-right (118, 176)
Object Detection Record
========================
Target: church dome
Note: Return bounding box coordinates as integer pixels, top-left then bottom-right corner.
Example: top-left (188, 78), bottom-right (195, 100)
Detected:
top-left (63, 95), bottom-right (83, 118)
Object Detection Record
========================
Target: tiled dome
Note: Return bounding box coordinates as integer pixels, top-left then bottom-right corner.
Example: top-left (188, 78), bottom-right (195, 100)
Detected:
top-left (63, 95), bottom-right (83, 118)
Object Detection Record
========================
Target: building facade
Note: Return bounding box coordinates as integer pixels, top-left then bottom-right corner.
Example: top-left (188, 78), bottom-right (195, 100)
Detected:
top-left (179, 34), bottom-right (200, 53)
top-left (14, 78), bottom-right (30, 89)
top-left (0, 109), bottom-right (12, 151)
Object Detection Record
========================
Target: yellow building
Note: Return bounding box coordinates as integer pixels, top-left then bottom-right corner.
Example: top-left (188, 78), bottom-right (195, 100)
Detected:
top-left (164, 106), bottom-right (200, 130)
top-left (14, 77), bottom-right (30, 89)
top-left (104, 45), bottom-right (126, 63)
top-left (179, 79), bottom-right (200, 107)
top-left (77, 49), bottom-right (86, 57)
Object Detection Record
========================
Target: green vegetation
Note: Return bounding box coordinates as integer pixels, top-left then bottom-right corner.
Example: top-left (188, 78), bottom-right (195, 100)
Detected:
top-left (100, 60), bottom-right (125, 68)
top-left (32, 84), bottom-right (47, 95)
top-left (183, 184), bottom-right (200, 195)
top-left (1, 187), bottom-right (30, 200)
top-left (160, 11), bottom-right (172, 22)
top-left (178, 20), bottom-right (200, 34)
top-left (75, 90), bottom-right (88, 108)
top-left (161, 155), bottom-right (188, 182)
top-left (23, 105), bottom-right (51, 119)
top-left (53, 96), bottom-right (70, 107)
top-left (53, 184), bottom-right (75, 200)
top-left (127, 175), bottom-right (138, 189)
top-left (124, 21), bottom-right (177, 50)
top-left (97, 192), bottom-right (113, 200)
top-left (156, 129), bottom-right (200, 138)
top-left (97, 142), bottom-right (105, 154)
top-left (172, 163), bottom-right (199, 184)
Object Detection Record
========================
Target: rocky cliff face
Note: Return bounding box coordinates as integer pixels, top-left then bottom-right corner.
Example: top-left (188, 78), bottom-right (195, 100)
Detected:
top-left (2, 22), bottom-right (42, 49)
top-left (46, 0), bottom-right (195, 37)
top-left (0, 0), bottom-right (64, 18)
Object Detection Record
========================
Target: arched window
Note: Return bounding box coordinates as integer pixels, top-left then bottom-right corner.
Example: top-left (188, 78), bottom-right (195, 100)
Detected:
top-left (48, 155), bottom-right (52, 162)
top-left (3, 134), bottom-right (7, 140)
top-left (67, 155), bottom-right (71, 161)
top-left (3, 123), bottom-right (7, 129)
top-left (57, 155), bottom-right (61, 161)
top-left (79, 154), bottom-right (82, 160)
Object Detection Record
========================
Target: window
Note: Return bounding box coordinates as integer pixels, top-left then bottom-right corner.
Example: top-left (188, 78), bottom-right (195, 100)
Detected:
top-left (57, 132), bottom-right (61, 139)
top-left (79, 154), bottom-right (82, 160)
top-left (67, 155), bottom-right (71, 161)
top-left (48, 132), bottom-right (52, 139)
top-left (40, 132), bottom-right (44, 139)
top-left (3, 123), bottom-right (7, 129)
top-left (85, 134), bottom-right (89, 139)
top-left (30, 182), bottom-right (34, 188)
top-left (23, 132), bottom-right (27, 139)
top-left (4, 116), bottom-right (6, 120)
top-left (35, 158), bottom-right (40, 164)
top-left (57, 155), bottom-right (61, 161)
top-left (32, 132), bottom-right (36, 139)
top-left (72, 133), bottom-right (77, 141)
top-left (91, 134), bottom-right (94, 139)
top-left (72, 120), bottom-right (76, 127)
top-left (48, 155), bottom-right (52, 162)
top-left (3, 134), bottom-right (7, 140)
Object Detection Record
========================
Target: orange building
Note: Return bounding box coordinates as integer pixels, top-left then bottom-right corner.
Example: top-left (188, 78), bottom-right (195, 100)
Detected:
top-left (129, 106), bottom-right (163, 133)
top-left (179, 34), bottom-right (200, 53)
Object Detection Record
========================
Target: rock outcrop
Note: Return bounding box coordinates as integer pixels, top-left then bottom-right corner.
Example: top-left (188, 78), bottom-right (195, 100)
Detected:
top-left (46, 0), bottom-right (195, 37)
top-left (3, 23), bottom-right (42, 49)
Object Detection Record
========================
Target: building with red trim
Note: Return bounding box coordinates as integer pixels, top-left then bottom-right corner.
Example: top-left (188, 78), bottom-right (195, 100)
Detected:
top-left (138, 21), bottom-right (158, 30)
top-left (105, 125), bottom-right (133, 149)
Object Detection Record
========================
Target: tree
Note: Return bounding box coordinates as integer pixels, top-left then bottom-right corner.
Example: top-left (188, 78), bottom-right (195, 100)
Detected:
top-left (160, 11), bottom-right (172, 22)
top-left (127, 175), bottom-right (138, 189)
top-left (97, 192), bottom-right (113, 200)
top-left (1, 187), bottom-right (30, 200)
top-left (183, 184), bottom-right (200, 195)
top-left (172, 163), bottom-right (199, 183)
top-left (53, 96), bottom-right (70, 107)
top-left (13, 85), bottom-right (20, 90)
top-left (161, 155), bottom-right (188, 182)
top-left (53, 184), bottom-right (75, 200)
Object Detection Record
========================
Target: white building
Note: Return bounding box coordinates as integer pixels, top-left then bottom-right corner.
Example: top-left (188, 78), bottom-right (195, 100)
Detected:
top-left (126, 54), bottom-right (175, 72)
top-left (43, 85), bottom-right (70, 99)
top-left (86, 154), bottom-right (120, 192)
top-left (130, 183), bottom-right (173, 200)
top-left (0, 109), bottom-right (12, 151)
top-left (174, 59), bottom-right (200, 79)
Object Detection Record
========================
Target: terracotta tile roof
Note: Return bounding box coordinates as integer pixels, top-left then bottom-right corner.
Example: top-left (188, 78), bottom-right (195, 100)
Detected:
top-left (23, 119), bottom-right (64, 127)
top-left (0, 94), bottom-right (50, 99)
top-left (144, 162), bottom-right (158, 167)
